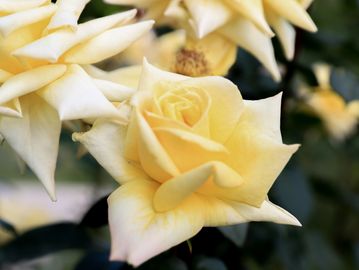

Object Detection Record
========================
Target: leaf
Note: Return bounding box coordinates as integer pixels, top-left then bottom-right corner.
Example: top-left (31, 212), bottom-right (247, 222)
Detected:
top-left (80, 195), bottom-right (109, 228)
top-left (0, 222), bottom-right (92, 264)
top-left (194, 257), bottom-right (227, 270)
top-left (218, 223), bottom-right (249, 248)
top-left (330, 67), bottom-right (359, 102)
top-left (0, 219), bottom-right (18, 237)
top-left (75, 250), bottom-right (125, 270)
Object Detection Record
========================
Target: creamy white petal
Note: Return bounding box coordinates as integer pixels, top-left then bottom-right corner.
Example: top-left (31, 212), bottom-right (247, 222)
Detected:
top-left (46, 0), bottom-right (90, 32)
top-left (0, 94), bottom-right (61, 200)
top-left (38, 65), bottom-right (120, 121)
top-left (108, 180), bottom-right (205, 267)
top-left (13, 10), bottom-right (137, 62)
top-left (73, 119), bottom-right (149, 184)
top-left (264, 0), bottom-right (317, 32)
top-left (220, 17), bottom-right (280, 81)
top-left (266, 10), bottom-right (296, 60)
top-left (184, 0), bottom-right (232, 38)
top-left (0, 0), bottom-right (49, 13)
top-left (93, 79), bottom-right (136, 102)
top-left (63, 20), bottom-right (154, 64)
top-left (0, 65), bottom-right (67, 104)
top-left (0, 69), bottom-right (12, 82)
top-left (0, 98), bottom-right (22, 118)
top-left (0, 4), bottom-right (56, 37)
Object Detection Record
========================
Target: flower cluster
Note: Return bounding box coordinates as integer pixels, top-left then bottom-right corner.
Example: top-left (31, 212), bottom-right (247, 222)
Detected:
top-left (106, 0), bottom-right (317, 80)
top-left (1, 0), bottom-right (325, 267)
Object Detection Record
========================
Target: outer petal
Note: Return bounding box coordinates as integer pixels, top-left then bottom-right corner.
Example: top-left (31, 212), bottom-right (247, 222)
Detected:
top-left (0, 94), bottom-right (61, 200)
top-left (153, 161), bottom-right (243, 212)
top-left (184, 0), bottom-right (232, 38)
top-left (63, 20), bottom-right (155, 64)
top-left (46, 0), bottom-right (90, 32)
top-left (0, 4), bottom-right (56, 37)
top-left (0, 65), bottom-right (67, 104)
top-left (12, 10), bottom-right (137, 62)
top-left (240, 93), bottom-right (283, 142)
top-left (72, 119), bottom-right (149, 184)
top-left (0, 0), bottom-right (49, 13)
top-left (39, 65), bottom-right (121, 121)
top-left (93, 79), bottom-right (135, 103)
top-left (227, 0), bottom-right (274, 36)
top-left (264, 0), bottom-right (317, 32)
top-left (224, 122), bottom-right (299, 207)
top-left (266, 10), bottom-right (296, 60)
top-left (108, 180), bottom-right (205, 267)
top-left (220, 17), bottom-right (281, 81)
top-left (202, 197), bottom-right (301, 227)
top-left (0, 69), bottom-right (12, 82)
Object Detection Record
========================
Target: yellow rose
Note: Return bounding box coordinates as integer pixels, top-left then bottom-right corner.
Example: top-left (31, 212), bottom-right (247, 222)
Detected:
top-left (105, 0), bottom-right (317, 81)
top-left (74, 60), bottom-right (300, 266)
top-left (0, 0), bottom-right (153, 199)
top-left (299, 64), bottom-right (359, 140)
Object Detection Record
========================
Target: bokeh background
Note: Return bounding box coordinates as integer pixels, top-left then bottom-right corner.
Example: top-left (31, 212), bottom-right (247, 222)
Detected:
top-left (1, 0), bottom-right (359, 269)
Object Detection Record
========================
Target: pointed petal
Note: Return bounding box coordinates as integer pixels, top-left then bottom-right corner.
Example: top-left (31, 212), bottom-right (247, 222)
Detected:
top-left (73, 119), bottom-right (149, 184)
top-left (220, 17), bottom-right (281, 81)
top-left (46, 0), bottom-right (90, 32)
top-left (313, 63), bottom-right (331, 88)
top-left (242, 93), bottom-right (283, 142)
top-left (153, 161), bottom-right (243, 212)
top-left (108, 180), bottom-right (204, 266)
top-left (93, 79), bottom-right (136, 102)
top-left (0, 94), bottom-right (61, 200)
top-left (0, 65), bottom-right (67, 104)
top-left (266, 10), bottom-right (296, 60)
top-left (228, 0), bottom-right (274, 36)
top-left (264, 0), bottom-right (317, 32)
top-left (63, 20), bottom-right (155, 64)
top-left (38, 65), bottom-right (120, 121)
top-left (12, 10), bottom-right (137, 62)
top-left (184, 0), bottom-right (232, 38)
top-left (203, 197), bottom-right (301, 227)
top-left (224, 123), bottom-right (299, 207)
top-left (0, 4), bottom-right (56, 37)
top-left (0, 0), bottom-right (49, 13)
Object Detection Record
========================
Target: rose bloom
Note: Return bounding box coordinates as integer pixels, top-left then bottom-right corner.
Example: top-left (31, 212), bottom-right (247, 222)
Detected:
top-left (105, 0), bottom-right (317, 81)
top-left (299, 64), bottom-right (359, 140)
top-left (74, 60), bottom-right (300, 266)
top-left (0, 0), bottom-right (153, 199)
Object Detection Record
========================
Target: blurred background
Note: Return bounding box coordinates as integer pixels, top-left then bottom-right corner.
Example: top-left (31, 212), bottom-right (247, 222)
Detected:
top-left (1, 0), bottom-right (359, 269)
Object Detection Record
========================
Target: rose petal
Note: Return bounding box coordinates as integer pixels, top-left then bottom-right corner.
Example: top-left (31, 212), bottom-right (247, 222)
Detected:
top-left (39, 64), bottom-right (120, 121)
top-left (264, 0), bottom-right (317, 32)
top-left (184, 0), bottom-right (232, 38)
top-left (0, 94), bottom-right (61, 200)
top-left (153, 161), bottom-right (243, 212)
top-left (73, 119), bottom-right (149, 184)
top-left (220, 17), bottom-right (281, 81)
top-left (0, 64), bottom-right (67, 104)
top-left (108, 180), bottom-right (204, 267)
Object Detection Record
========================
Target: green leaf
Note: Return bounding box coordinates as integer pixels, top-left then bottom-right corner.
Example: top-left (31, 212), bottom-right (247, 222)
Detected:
top-left (218, 224), bottom-right (249, 248)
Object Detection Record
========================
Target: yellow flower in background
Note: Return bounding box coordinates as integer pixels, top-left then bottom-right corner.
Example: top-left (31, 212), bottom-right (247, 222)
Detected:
top-left (300, 64), bottom-right (359, 140)
top-left (116, 30), bottom-right (236, 76)
top-left (74, 60), bottom-right (300, 266)
top-left (0, 0), bottom-right (154, 199)
top-left (105, 0), bottom-right (317, 81)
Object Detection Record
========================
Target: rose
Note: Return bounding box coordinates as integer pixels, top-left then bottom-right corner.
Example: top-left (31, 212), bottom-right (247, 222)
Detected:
top-left (105, 0), bottom-right (317, 81)
top-left (74, 60), bottom-right (300, 266)
top-left (0, 1), bottom-right (153, 199)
